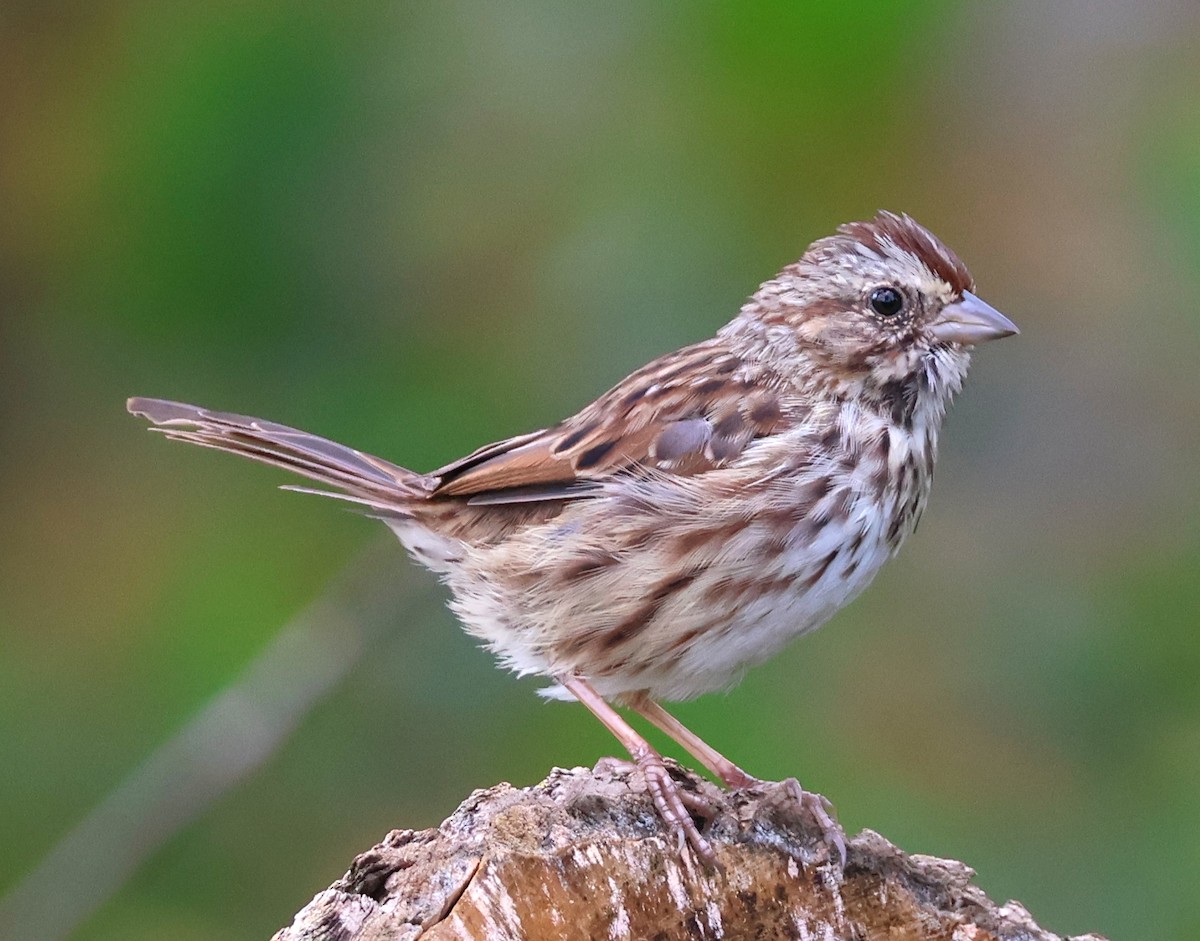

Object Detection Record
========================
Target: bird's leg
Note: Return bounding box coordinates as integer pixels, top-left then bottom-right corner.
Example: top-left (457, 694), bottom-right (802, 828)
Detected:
top-left (558, 674), bottom-right (716, 865)
top-left (625, 692), bottom-right (758, 789)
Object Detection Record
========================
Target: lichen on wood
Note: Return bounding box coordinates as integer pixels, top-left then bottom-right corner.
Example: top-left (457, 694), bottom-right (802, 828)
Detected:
top-left (271, 762), bottom-right (1106, 941)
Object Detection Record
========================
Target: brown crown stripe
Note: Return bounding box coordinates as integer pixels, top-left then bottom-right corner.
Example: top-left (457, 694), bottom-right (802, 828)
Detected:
top-left (838, 212), bottom-right (974, 296)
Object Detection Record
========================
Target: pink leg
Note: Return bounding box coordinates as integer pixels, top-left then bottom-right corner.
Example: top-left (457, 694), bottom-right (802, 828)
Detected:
top-left (626, 693), bottom-right (758, 789)
top-left (559, 674), bottom-right (716, 865)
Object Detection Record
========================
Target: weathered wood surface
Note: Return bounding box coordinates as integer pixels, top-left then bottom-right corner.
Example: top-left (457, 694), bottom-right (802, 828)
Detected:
top-left (272, 762), bottom-right (1106, 941)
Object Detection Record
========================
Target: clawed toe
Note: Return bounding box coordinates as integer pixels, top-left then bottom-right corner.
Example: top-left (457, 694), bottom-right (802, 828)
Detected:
top-left (594, 754), bottom-right (718, 863)
top-left (637, 755), bottom-right (717, 866)
top-left (675, 782), bottom-right (718, 819)
top-left (593, 755), bottom-right (637, 776)
top-left (780, 778), bottom-right (846, 867)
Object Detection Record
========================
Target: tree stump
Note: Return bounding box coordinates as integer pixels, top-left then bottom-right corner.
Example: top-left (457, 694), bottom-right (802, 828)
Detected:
top-left (271, 761), bottom-right (1105, 941)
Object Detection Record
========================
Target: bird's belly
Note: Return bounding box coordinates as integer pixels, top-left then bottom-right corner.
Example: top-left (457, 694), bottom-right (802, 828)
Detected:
top-left (630, 523), bottom-right (892, 701)
top-left (429, 488), bottom-right (905, 703)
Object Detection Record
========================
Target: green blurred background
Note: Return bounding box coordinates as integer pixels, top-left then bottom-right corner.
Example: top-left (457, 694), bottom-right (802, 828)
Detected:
top-left (2, 2), bottom-right (1199, 939)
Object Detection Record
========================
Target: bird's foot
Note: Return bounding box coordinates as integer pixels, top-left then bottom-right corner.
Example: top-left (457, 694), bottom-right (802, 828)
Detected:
top-left (637, 753), bottom-right (718, 867)
top-left (597, 755), bottom-right (718, 865)
top-left (777, 777), bottom-right (846, 868)
top-left (594, 755), bottom-right (717, 813)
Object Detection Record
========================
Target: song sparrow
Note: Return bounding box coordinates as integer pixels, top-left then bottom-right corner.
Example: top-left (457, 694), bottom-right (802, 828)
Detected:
top-left (129, 212), bottom-right (1016, 864)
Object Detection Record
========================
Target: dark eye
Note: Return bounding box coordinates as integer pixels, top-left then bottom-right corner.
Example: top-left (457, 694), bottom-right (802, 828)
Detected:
top-left (869, 286), bottom-right (905, 318)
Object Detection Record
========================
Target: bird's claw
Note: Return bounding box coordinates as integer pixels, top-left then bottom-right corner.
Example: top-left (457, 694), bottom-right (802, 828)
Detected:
top-left (637, 753), bottom-right (718, 867)
top-left (779, 777), bottom-right (846, 868)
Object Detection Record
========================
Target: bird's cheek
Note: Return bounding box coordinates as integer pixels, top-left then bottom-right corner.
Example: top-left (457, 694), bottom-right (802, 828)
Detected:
top-left (871, 346), bottom-right (923, 382)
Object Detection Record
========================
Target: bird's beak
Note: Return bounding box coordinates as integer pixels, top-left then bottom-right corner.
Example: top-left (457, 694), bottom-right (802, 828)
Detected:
top-left (929, 291), bottom-right (1019, 345)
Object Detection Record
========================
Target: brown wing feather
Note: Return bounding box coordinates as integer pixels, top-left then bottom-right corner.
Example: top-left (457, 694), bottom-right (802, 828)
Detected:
top-left (433, 434), bottom-right (567, 495)
top-left (430, 339), bottom-right (788, 502)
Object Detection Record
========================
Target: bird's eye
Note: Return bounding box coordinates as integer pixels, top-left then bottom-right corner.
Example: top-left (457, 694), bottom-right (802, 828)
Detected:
top-left (869, 287), bottom-right (905, 318)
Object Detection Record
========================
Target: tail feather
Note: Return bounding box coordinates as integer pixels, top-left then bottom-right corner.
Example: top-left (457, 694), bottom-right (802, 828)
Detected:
top-left (127, 397), bottom-right (427, 510)
top-left (278, 484), bottom-right (418, 514)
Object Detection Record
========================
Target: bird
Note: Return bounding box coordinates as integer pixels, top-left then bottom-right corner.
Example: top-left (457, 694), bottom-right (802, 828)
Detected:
top-left (128, 211), bottom-right (1017, 865)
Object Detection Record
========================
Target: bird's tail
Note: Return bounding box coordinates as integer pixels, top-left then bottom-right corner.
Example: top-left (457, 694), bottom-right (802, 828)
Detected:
top-left (127, 397), bottom-right (429, 514)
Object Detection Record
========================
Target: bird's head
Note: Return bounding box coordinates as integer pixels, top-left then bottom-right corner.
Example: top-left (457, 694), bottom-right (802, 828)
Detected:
top-left (740, 212), bottom-right (1017, 399)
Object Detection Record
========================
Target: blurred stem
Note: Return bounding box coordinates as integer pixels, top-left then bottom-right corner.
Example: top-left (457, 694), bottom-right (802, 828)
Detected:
top-left (0, 540), bottom-right (435, 941)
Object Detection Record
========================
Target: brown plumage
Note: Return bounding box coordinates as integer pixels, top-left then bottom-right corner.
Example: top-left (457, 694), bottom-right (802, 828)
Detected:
top-left (128, 211), bottom-right (1017, 865)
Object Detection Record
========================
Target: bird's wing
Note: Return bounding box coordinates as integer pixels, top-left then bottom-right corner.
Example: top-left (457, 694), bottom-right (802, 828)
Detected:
top-left (430, 340), bottom-right (789, 503)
